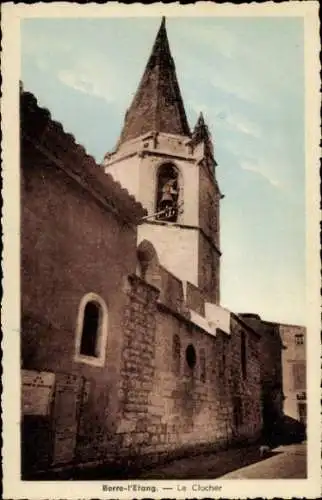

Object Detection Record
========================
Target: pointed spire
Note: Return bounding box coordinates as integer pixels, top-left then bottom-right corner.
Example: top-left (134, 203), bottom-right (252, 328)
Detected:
top-left (117, 17), bottom-right (191, 147)
top-left (194, 112), bottom-right (206, 131)
top-left (198, 112), bottom-right (205, 124)
top-left (192, 112), bottom-right (214, 157)
top-left (146, 16), bottom-right (171, 69)
top-left (192, 112), bottom-right (208, 142)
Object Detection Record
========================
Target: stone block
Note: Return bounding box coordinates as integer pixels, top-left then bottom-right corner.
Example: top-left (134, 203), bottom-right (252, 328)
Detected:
top-left (116, 419), bottom-right (136, 434)
top-left (135, 419), bottom-right (148, 432)
top-left (148, 405), bottom-right (164, 417)
top-left (151, 434), bottom-right (159, 445)
top-left (132, 432), bottom-right (147, 445)
top-left (140, 445), bottom-right (158, 455)
top-left (122, 434), bottom-right (134, 448)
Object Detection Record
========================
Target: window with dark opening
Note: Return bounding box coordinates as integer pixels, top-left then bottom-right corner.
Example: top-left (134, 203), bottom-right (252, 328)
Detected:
top-left (241, 331), bottom-right (247, 379)
top-left (297, 402), bottom-right (307, 425)
top-left (295, 334), bottom-right (304, 346)
top-left (172, 334), bottom-right (181, 374)
top-left (186, 344), bottom-right (196, 370)
top-left (292, 362), bottom-right (306, 390)
top-left (80, 301), bottom-right (100, 357)
top-left (233, 396), bottom-right (243, 428)
top-left (221, 350), bottom-right (226, 379)
top-left (156, 164), bottom-right (179, 222)
top-left (200, 348), bottom-right (206, 382)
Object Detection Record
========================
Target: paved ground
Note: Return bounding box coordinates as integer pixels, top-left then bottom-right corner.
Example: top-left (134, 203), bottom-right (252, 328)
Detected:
top-left (219, 442), bottom-right (307, 479)
top-left (28, 441), bottom-right (306, 480)
top-left (137, 442), bottom-right (307, 480)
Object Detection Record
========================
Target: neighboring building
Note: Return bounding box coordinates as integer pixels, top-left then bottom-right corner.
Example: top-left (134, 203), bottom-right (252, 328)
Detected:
top-left (240, 315), bottom-right (306, 443)
top-left (279, 324), bottom-right (306, 426)
top-left (239, 314), bottom-right (285, 444)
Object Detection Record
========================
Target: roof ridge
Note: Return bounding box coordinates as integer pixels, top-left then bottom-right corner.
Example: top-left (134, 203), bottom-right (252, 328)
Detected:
top-left (20, 89), bottom-right (147, 224)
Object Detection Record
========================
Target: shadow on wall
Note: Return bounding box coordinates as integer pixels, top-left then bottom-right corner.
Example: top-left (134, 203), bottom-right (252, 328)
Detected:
top-left (21, 416), bottom-right (53, 475)
top-left (27, 443), bottom-right (284, 480)
top-left (262, 413), bottom-right (306, 448)
top-left (275, 415), bottom-right (306, 445)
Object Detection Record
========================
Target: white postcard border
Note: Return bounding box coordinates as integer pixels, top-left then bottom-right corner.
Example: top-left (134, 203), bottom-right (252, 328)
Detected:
top-left (1, 2), bottom-right (321, 499)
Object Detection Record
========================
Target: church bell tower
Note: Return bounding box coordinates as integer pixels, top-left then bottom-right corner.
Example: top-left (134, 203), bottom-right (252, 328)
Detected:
top-left (103, 18), bottom-right (223, 304)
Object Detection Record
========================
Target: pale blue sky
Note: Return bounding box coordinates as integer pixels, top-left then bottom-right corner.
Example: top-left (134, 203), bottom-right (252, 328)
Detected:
top-left (21, 17), bottom-right (305, 325)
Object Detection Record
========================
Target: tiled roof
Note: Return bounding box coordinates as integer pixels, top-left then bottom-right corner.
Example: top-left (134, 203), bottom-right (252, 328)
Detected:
top-left (20, 89), bottom-right (147, 224)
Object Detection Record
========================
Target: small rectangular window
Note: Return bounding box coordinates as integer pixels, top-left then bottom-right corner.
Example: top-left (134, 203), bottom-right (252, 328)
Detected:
top-left (241, 331), bottom-right (247, 379)
top-left (200, 348), bottom-right (206, 383)
top-left (292, 363), bottom-right (306, 390)
top-left (295, 334), bottom-right (304, 346)
top-left (297, 402), bottom-right (306, 425)
top-left (233, 396), bottom-right (243, 428)
top-left (221, 350), bottom-right (226, 377)
top-left (172, 334), bottom-right (181, 374)
top-left (296, 391), bottom-right (306, 401)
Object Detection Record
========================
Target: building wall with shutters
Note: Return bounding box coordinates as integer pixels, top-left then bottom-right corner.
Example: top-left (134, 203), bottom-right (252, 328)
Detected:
top-left (279, 324), bottom-right (306, 423)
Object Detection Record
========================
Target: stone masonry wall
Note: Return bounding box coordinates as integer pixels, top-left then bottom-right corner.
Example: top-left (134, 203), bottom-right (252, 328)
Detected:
top-left (21, 124), bottom-right (142, 468)
top-left (114, 275), bottom-right (160, 458)
top-left (113, 279), bottom-right (262, 464)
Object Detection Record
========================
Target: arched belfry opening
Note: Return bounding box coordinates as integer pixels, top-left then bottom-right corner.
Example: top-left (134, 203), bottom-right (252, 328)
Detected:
top-left (155, 163), bottom-right (180, 222)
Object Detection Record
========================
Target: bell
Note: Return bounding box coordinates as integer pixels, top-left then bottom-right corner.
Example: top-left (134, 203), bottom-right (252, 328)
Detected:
top-left (157, 178), bottom-right (179, 221)
top-left (160, 191), bottom-right (174, 203)
top-left (160, 179), bottom-right (178, 201)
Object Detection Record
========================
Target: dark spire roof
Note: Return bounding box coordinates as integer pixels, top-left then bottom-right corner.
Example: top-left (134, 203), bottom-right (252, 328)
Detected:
top-left (192, 112), bottom-right (208, 141)
top-left (117, 17), bottom-right (191, 146)
top-left (191, 111), bottom-right (214, 158)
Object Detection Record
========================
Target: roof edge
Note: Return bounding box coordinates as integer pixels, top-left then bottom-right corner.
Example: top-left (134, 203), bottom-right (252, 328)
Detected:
top-left (20, 89), bottom-right (147, 225)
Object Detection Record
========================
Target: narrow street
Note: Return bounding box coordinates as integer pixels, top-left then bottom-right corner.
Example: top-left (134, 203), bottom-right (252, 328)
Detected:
top-left (219, 442), bottom-right (307, 479)
top-left (29, 441), bottom-right (306, 480)
top-left (137, 442), bottom-right (306, 480)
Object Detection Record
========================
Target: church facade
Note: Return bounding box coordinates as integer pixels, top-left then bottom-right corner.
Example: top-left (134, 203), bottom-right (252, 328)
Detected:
top-left (20, 18), bottom-right (304, 478)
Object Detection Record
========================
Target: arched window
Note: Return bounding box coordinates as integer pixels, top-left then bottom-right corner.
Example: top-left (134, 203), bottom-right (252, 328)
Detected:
top-left (80, 301), bottom-right (100, 357)
top-left (75, 293), bottom-right (109, 367)
top-left (241, 331), bottom-right (247, 379)
top-left (155, 163), bottom-right (179, 222)
top-left (172, 334), bottom-right (181, 374)
top-left (185, 344), bottom-right (197, 370)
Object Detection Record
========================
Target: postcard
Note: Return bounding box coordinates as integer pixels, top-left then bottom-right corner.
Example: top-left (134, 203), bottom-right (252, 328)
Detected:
top-left (1, 2), bottom-right (321, 498)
